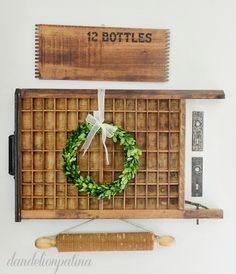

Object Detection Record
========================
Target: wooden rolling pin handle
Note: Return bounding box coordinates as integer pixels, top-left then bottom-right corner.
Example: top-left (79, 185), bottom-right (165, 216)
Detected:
top-left (153, 235), bottom-right (175, 247)
top-left (35, 237), bottom-right (56, 250)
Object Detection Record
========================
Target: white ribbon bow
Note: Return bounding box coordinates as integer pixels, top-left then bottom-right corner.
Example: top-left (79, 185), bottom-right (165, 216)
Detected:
top-left (81, 89), bottom-right (117, 165)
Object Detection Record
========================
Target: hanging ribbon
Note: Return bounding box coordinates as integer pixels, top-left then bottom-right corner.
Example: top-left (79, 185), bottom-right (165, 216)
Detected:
top-left (81, 89), bottom-right (117, 165)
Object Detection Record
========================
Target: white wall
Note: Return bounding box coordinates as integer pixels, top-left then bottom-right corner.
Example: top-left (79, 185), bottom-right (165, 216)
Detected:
top-left (0, 0), bottom-right (235, 273)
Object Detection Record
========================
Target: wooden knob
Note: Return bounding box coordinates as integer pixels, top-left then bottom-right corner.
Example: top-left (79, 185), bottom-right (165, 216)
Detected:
top-left (35, 237), bottom-right (56, 249)
top-left (154, 235), bottom-right (175, 247)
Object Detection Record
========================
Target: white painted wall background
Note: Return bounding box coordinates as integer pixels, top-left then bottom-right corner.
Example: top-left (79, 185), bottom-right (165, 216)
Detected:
top-left (0, 0), bottom-right (235, 273)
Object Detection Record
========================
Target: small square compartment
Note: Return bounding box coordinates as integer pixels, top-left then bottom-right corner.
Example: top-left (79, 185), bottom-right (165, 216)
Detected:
top-left (22, 185), bottom-right (32, 196)
top-left (114, 112), bottom-right (124, 127)
top-left (90, 151), bottom-right (99, 170)
top-left (33, 98), bottom-right (43, 110)
top-left (114, 152), bottom-right (123, 170)
top-left (33, 132), bottom-right (43, 150)
top-left (125, 198), bottom-right (135, 209)
top-left (56, 198), bottom-right (65, 209)
top-left (137, 185), bottom-right (146, 196)
top-left (159, 172), bottom-right (168, 184)
top-left (126, 113), bottom-right (135, 131)
top-left (159, 185), bottom-right (168, 196)
top-left (78, 198), bottom-right (88, 209)
top-left (67, 98), bottom-right (77, 110)
top-left (45, 171), bottom-right (54, 183)
top-left (103, 198), bottom-right (113, 209)
top-left (114, 198), bottom-right (123, 209)
top-left (170, 172), bottom-right (179, 183)
top-left (45, 198), bottom-right (54, 209)
top-left (89, 198), bottom-right (99, 209)
top-left (56, 112), bottom-right (66, 130)
top-left (45, 98), bottom-right (54, 110)
top-left (34, 172), bottom-right (43, 183)
top-left (79, 99), bottom-right (88, 110)
top-left (137, 132), bottom-right (146, 149)
top-left (148, 152), bottom-right (157, 170)
top-left (33, 198), bottom-right (43, 209)
top-left (147, 133), bottom-right (157, 149)
top-left (67, 112), bottom-right (78, 130)
top-left (159, 198), bottom-right (168, 209)
top-left (170, 113), bottom-right (180, 130)
top-left (105, 99), bottom-right (113, 110)
top-left (115, 99), bottom-right (124, 110)
top-left (22, 198), bottom-right (32, 210)
top-left (137, 198), bottom-right (146, 209)
top-left (148, 99), bottom-right (158, 111)
top-left (33, 152), bottom-right (43, 170)
top-left (159, 153), bottom-right (168, 170)
top-left (170, 185), bottom-right (179, 194)
top-left (148, 113), bottom-right (158, 130)
top-left (170, 133), bottom-right (179, 150)
top-left (56, 98), bottom-right (66, 110)
top-left (126, 99), bottom-right (135, 110)
top-left (22, 152), bottom-right (31, 169)
top-left (159, 113), bottom-right (169, 130)
top-left (67, 198), bottom-right (78, 209)
top-left (169, 197), bottom-right (179, 209)
top-left (170, 153), bottom-right (179, 169)
top-left (22, 112), bottom-right (32, 130)
top-left (22, 98), bottom-right (31, 110)
top-left (148, 172), bottom-right (156, 184)
top-left (22, 132), bottom-right (31, 150)
top-left (45, 112), bottom-right (54, 130)
top-left (45, 185), bottom-right (54, 196)
top-left (33, 112), bottom-right (43, 130)
top-left (159, 99), bottom-right (169, 111)
top-left (137, 99), bottom-right (146, 110)
top-left (22, 172), bottom-right (32, 183)
top-left (137, 172), bottom-right (146, 184)
top-left (67, 184), bottom-right (77, 196)
top-left (34, 184), bottom-right (43, 196)
top-left (45, 152), bottom-right (54, 170)
top-left (77, 151), bottom-right (88, 170)
top-left (104, 171), bottom-right (113, 184)
top-left (170, 100), bottom-right (180, 111)
top-left (45, 132), bottom-right (54, 150)
top-left (137, 113), bottom-right (146, 130)
top-left (159, 132), bottom-right (169, 150)
top-left (148, 185), bottom-right (157, 196)
top-left (148, 198), bottom-right (157, 209)
top-left (56, 185), bottom-right (65, 196)
top-left (139, 153), bottom-right (146, 170)
top-left (90, 172), bottom-right (99, 182)
top-left (126, 185), bottom-right (135, 196)
top-left (56, 171), bottom-right (65, 183)
top-left (56, 152), bottom-right (62, 169)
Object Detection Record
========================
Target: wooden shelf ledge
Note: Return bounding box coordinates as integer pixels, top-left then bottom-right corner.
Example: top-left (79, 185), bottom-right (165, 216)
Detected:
top-left (19, 89), bottom-right (225, 99)
top-left (21, 209), bottom-right (223, 220)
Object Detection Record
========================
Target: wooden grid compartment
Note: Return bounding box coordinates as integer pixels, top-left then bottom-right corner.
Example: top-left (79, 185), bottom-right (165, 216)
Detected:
top-left (19, 90), bottom-right (185, 219)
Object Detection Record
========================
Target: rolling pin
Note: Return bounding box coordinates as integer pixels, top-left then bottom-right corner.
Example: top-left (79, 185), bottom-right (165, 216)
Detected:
top-left (35, 232), bottom-right (175, 252)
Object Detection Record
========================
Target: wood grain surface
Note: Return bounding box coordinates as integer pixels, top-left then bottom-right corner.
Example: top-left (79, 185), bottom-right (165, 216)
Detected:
top-left (15, 89), bottom-right (224, 220)
top-left (35, 24), bottom-right (169, 82)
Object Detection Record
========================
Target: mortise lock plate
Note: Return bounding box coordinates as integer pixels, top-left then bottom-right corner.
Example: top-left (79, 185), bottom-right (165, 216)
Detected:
top-left (192, 157), bottom-right (203, 197)
top-left (192, 111), bottom-right (204, 151)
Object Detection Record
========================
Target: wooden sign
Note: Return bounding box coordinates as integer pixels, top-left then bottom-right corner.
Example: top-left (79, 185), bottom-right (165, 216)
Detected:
top-left (35, 24), bottom-right (170, 82)
top-left (9, 89), bottom-right (224, 221)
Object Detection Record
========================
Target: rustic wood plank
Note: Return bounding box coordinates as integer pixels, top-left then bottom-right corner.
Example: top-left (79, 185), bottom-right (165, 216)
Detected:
top-left (22, 209), bottom-right (223, 219)
top-left (21, 89), bottom-right (225, 99)
top-left (179, 100), bottom-right (185, 209)
top-left (35, 24), bottom-right (169, 82)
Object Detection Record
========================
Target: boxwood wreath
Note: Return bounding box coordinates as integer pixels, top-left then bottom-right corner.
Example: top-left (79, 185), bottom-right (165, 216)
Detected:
top-left (62, 122), bottom-right (141, 199)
